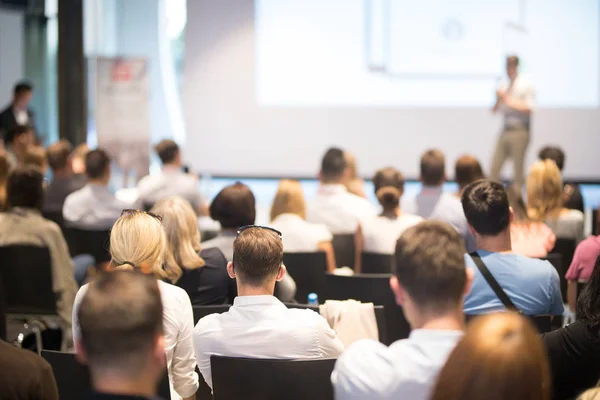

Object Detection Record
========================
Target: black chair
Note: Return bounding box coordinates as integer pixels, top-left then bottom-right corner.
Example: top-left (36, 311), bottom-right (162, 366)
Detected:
top-left (42, 351), bottom-right (171, 400)
top-left (193, 305), bottom-right (231, 325)
top-left (65, 228), bottom-right (112, 262)
top-left (43, 210), bottom-right (66, 232)
top-left (283, 252), bottom-right (327, 303)
top-left (592, 209), bottom-right (598, 236)
top-left (211, 356), bottom-right (336, 400)
top-left (332, 234), bottom-right (355, 269)
top-left (550, 239), bottom-right (577, 301)
top-left (361, 252), bottom-right (393, 274)
top-left (323, 274), bottom-right (410, 344)
top-left (466, 314), bottom-right (553, 333)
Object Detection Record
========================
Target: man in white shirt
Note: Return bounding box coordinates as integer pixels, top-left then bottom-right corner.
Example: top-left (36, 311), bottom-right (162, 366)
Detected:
top-left (332, 220), bottom-right (473, 400)
top-left (137, 139), bottom-right (207, 215)
top-left (193, 225), bottom-right (344, 389)
top-left (490, 55), bottom-right (535, 188)
top-left (307, 147), bottom-right (376, 234)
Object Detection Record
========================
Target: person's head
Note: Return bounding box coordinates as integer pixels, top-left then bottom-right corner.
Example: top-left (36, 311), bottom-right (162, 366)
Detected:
top-left (455, 155), bottom-right (484, 193)
top-left (71, 143), bottom-right (89, 174)
top-left (229, 226), bottom-right (285, 293)
top-left (577, 388), bottom-right (600, 400)
top-left (576, 255), bottom-right (600, 330)
top-left (506, 186), bottom-right (529, 223)
top-left (270, 179), bottom-right (306, 221)
top-left (22, 146), bottom-right (47, 174)
top-left (506, 55), bottom-right (520, 80)
top-left (85, 148), bottom-right (111, 184)
top-left (109, 210), bottom-right (167, 279)
top-left (6, 165), bottom-right (44, 210)
top-left (372, 167), bottom-right (404, 213)
top-left (154, 139), bottom-right (181, 167)
top-left (344, 151), bottom-right (358, 179)
top-left (6, 125), bottom-right (34, 151)
top-left (150, 196), bottom-right (205, 283)
top-left (461, 180), bottom-right (512, 239)
top-left (76, 270), bottom-right (165, 392)
top-left (320, 147), bottom-right (349, 184)
top-left (390, 221), bottom-right (471, 328)
top-left (431, 312), bottom-right (551, 400)
top-left (538, 146), bottom-right (565, 172)
top-left (47, 140), bottom-right (73, 174)
top-left (210, 182), bottom-right (256, 229)
top-left (12, 81), bottom-right (33, 109)
top-left (526, 160), bottom-right (563, 221)
top-left (420, 149), bottom-right (446, 187)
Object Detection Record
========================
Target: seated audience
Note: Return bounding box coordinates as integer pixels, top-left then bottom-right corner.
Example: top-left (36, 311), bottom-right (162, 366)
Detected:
top-left (43, 139), bottom-right (87, 213)
top-left (507, 186), bottom-right (555, 258)
top-left (63, 148), bottom-right (133, 230)
top-left (577, 388), bottom-right (600, 400)
top-left (344, 150), bottom-right (366, 198)
top-left (431, 313), bottom-right (551, 400)
top-left (71, 143), bottom-right (89, 176)
top-left (566, 236), bottom-right (600, 310)
top-left (354, 167), bottom-right (422, 272)
top-left (270, 179), bottom-right (336, 272)
top-left (151, 196), bottom-right (234, 305)
top-left (73, 211), bottom-right (199, 400)
top-left (194, 226), bottom-right (343, 390)
top-left (454, 154), bottom-right (484, 196)
top-left (402, 149), bottom-right (475, 252)
top-left (462, 180), bottom-right (563, 316)
top-left (22, 145), bottom-right (47, 174)
top-left (332, 220), bottom-right (471, 400)
top-left (137, 139), bottom-right (207, 215)
top-left (4, 124), bottom-right (35, 169)
top-left (0, 151), bottom-right (8, 210)
top-left (527, 159), bottom-right (584, 242)
top-left (539, 145), bottom-right (584, 213)
top-left (76, 271), bottom-right (166, 400)
top-left (307, 147), bottom-right (375, 234)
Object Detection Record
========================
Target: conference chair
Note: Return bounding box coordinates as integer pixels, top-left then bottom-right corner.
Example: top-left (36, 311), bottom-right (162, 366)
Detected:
top-left (323, 273), bottom-right (410, 344)
top-left (41, 351), bottom-right (171, 400)
top-left (211, 356), bottom-right (336, 400)
top-left (332, 234), bottom-right (355, 269)
top-left (361, 252), bottom-right (393, 274)
top-left (192, 304), bottom-right (231, 325)
top-left (65, 228), bottom-right (112, 263)
top-left (42, 210), bottom-right (66, 232)
top-left (283, 252), bottom-right (327, 303)
top-left (551, 239), bottom-right (577, 301)
top-left (466, 314), bottom-right (553, 334)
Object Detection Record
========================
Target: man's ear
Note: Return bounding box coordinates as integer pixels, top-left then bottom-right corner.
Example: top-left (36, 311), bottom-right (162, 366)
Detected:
top-left (467, 222), bottom-right (477, 237)
top-left (74, 340), bottom-right (88, 365)
top-left (464, 268), bottom-right (475, 297)
top-left (226, 262), bottom-right (235, 279)
top-left (389, 276), bottom-right (406, 306)
top-left (275, 264), bottom-right (286, 282)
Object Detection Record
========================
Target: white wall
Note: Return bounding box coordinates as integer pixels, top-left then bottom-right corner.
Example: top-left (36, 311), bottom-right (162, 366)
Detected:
top-left (0, 8), bottom-right (24, 108)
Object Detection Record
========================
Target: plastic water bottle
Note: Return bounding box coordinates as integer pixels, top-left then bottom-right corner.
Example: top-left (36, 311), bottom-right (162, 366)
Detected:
top-left (308, 293), bottom-right (319, 305)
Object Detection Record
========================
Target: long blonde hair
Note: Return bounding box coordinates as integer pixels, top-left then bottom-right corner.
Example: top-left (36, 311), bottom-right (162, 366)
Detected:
top-left (578, 388), bottom-right (600, 400)
top-left (270, 179), bottom-right (307, 221)
top-left (110, 211), bottom-right (167, 279)
top-left (527, 159), bottom-right (564, 222)
top-left (151, 196), bottom-right (205, 283)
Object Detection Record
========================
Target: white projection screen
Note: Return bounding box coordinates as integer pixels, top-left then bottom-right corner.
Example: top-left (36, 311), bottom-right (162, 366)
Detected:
top-left (184, 0), bottom-right (600, 179)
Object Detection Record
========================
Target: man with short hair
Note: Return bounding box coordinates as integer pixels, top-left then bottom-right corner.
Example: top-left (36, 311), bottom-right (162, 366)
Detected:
top-left (539, 145), bottom-right (583, 213)
top-left (332, 220), bottom-right (472, 400)
top-left (0, 81), bottom-right (35, 141)
top-left (76, 270), bottom-right (166, 400)
top-left (3, 124), bottom-right (35, 169)
top-left (461, 180), bottom-right (563, 315)
top-left (193, 226), bottom-right (344, 389)
top-left (44, 139), bottom-right (87, 213)
top-left (307, 147), bottom-right (376, 234)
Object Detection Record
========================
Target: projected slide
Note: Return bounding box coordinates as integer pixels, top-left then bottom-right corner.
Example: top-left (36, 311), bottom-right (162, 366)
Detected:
top-left (256, 0), bottom-right (599, 107)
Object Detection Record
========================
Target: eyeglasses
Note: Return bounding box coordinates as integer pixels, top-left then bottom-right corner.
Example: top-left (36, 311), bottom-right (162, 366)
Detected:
top-left (237, 225), bottom-right (282, 239)
top-left (120, 209), bottom-right (163, 222)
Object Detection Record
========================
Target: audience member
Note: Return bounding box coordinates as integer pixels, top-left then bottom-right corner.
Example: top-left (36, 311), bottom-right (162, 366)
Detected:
top-left (194, 226), bottom-right (343, 389)
top-left (43, 140), bottom-right (87, 213)
top-left (0, 81), bottom-right (35, 140)
top-left (344, 151), bottom-right (366, 198)
top-left (71, 143), bottom-right (89, 176)
top-left (22, 145), bottom-right (47, 174)
top-left (73, 211), bottom-right (199, 400)
top-left (402, 149), bottom-right (475, 252)
top-left (4, 124), bottom-right (35, 169)
top-left (462, 180), bottom-right (563, 316)
top-left (431, 312), bottom-right (551, 400)
top-left (151, 196), bottom-right (234, 305)
top-left (577, 388), bottom-right (600, 400)
top-left (332, 221), bottom-right (471, 400)
top-left (454, 154), bottom-right (484, 196)
top-left (307, 147), bottom-right (375, 234)
top-left (63, 149), bottom-right (133, 229)
top-left (76, 271), bottom-right (166, 400)
top-left (0, 150), bottom-right (8, 210)
top-left (539, 145), bottom-right (584, 213)
top-left (543, 255), bottom-right (600, 400)
top-left (527, 159), bottom-right (584, 242)
top-left (507, 186), bottom-right (555, 258)
top-left (354, 167), bottom-right (422, 272)
top-left (566, 237), bottom-right (600, 310)
top-left (270, 179), bottom-right (336, 272)
top-left (137, 139), bottom-right (207, 215)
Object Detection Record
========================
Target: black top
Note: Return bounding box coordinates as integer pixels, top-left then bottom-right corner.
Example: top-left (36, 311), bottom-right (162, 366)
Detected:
top-left (0, 105), bottom-right (35, 139)
top-left (176, 247), bottom-right (236, 305)
top-left (543, 320), bottom-right (600, 400)
top-left (86, 391), bottom-right (164, 400)
top-left (564, 184), bottom-right (584, 213)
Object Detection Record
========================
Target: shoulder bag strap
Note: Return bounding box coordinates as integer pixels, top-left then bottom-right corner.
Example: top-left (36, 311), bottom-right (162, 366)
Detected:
top-left (469, 252), bottom-right (521, 314)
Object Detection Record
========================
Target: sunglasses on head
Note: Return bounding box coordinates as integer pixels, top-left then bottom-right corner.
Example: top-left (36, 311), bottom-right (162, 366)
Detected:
top-left (237, 225), bottom-right (282, 239)
top-left (120, 209), bottom-right (163, 222)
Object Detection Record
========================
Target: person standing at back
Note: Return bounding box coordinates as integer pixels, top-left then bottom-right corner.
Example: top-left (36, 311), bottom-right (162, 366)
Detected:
top-left (0, 81), bottom-right (35, 141)
top-left (43, 140), bottom-right (87, 213)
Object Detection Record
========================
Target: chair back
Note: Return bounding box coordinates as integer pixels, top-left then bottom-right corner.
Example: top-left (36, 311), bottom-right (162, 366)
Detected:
top-left (593, 208), bottom-right (599, 236)
top-left (211, 356), bottom-right (336, 400)
top-left (332, 234), bottom-right (355, 269)
top-left (43, 211), bottom-right (66, 231)
top-left (283, 252), bottom-right (327, 303)
top-left (193, 305), bottom-right (231, 325)
top-left (361, 252), bottom-right (393, 274)
top-left (65, 228), bottom-right (111, 262)
top-left (550, 239), bottom-right (577, 301)
top-left (323, 274), bottom-right (409, 344)
top-left (466, 314), bottom-right (553, 333)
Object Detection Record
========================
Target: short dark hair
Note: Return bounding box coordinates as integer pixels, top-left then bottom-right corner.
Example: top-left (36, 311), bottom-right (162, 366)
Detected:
top-left (395, 221), bottom-right (466, 314)
top-left (47, 140), bottom-right (73, 170)
top-left (373, 167), bottom-right (404, 212)
top-left (507, 55), bottom-right (520, 67)
top-left (538, 146), bottom-right (565, 171)
top-left (420, 149), bottom-right (446, 186)
top-left (14, 81), bottom-right (33, 96)
top-left (210, 182), bottom-right (256, 228)
top-left (85, 149), bottom-right (111, 179)
top-left (5, 124), bottom-right (33, 145)
top-left (154, 139), bottom-right (179, 164)
top-left (78, 271), bottom-right (163, 376)
top-left (7, 165), bottom-right (44, 210)
top-left (461, 180), bottom-right (510, 236)
top-left (455, 155), bottom-right (484, 190)
top-left (320, 148), bottom-right (347, 182)
top-left (233, 227), bottom-right (283, 286)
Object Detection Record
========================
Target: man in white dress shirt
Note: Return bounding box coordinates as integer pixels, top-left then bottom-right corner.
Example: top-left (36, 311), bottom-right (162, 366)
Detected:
top-left (332, 220), bottom-right (473, 400)
top-left (307, 148), bottom-right (376, 234)
top-left (193, 226), bottom-right (344, 389)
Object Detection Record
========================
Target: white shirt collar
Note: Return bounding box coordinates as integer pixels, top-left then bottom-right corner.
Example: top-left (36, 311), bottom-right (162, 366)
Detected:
top-left (232, 295), bottom-right (284, 307)
top-left (408, 328), bottom-right (464, 341)
top-left (319, 183), bottom-right (348, 195)
top-left (419, 186), bottom-right (444, 196)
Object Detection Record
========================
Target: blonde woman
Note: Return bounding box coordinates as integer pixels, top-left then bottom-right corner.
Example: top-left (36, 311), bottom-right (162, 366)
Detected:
top-left (270, 179), bottom-right (336, 272)
top-left (72, 211), bottom-right (199, 400)
top-left (151, 196), bottom-right (233, 305)
top-left (578, 388), bottom-right (600, 400)
top-left (527, 159), bottom-right (584, 242)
